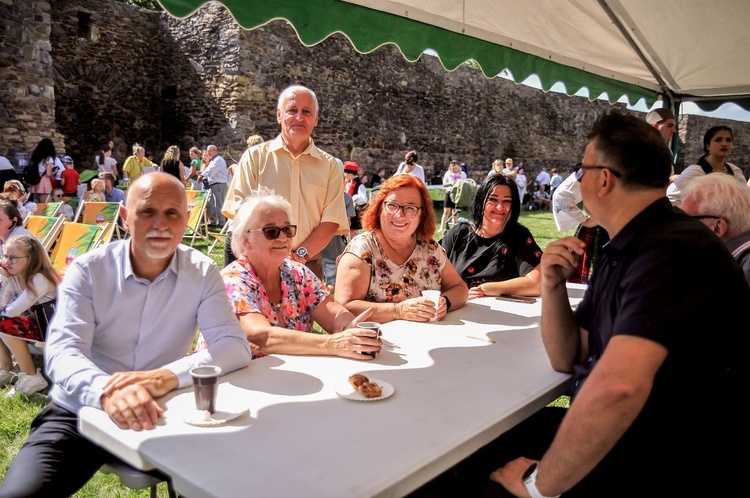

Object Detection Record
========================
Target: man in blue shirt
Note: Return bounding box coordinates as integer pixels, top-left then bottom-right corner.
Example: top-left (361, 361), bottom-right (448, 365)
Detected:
top-left (0, 173), bottom-right (252, 497)
top-left (99, 172), bottom-right (126, 205)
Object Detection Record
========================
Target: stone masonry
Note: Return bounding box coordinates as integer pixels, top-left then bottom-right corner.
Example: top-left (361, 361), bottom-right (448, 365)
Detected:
top-left (1, 0), bottom-right (748, 183)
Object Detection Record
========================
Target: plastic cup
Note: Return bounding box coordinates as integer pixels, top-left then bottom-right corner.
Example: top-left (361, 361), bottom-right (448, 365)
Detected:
top-left (190, 365), bottom-right (222, 413)
top-left (357, 322), bottom-right (381, 357)
top-left (421, 290), bottom-right (441, 321)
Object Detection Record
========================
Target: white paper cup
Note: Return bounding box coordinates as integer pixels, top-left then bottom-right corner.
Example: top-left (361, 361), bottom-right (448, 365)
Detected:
top-left (421, 290), bottom-right (441, 321)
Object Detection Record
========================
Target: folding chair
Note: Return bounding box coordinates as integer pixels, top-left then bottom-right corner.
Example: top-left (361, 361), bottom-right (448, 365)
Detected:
top-left (100, 461), bottom-right (177, 498)
top-left (23, 215), bottom-right (65, 253)
top-left (207, 219), bottom-right (230, 255)
top-left (184, 189), bottom-right (211, 246)
top-left (74, 200), bottom-right (125, 238)
top-left (49, 222), bottom-right (105, 276)
top-left (35, 202), bottom-right (63, 217)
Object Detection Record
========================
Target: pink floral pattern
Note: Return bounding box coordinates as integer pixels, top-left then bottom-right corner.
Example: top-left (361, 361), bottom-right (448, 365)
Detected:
top-left (194, 258), bottom-right (327, 356)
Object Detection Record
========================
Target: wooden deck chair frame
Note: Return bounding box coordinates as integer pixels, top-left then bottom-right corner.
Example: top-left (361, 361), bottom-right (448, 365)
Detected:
top-left (23, 215), bottom-right (66, 253)
top-left (49, 222), bottom-right (106, 276)
top-left (35, 202), bottom-right (63, 217)
top-left (184, 189), bottom-right (211, 247)
top-left (74, 200), bottom-right (125, 239)
top-left (207, 219), bottom-right (230, 255)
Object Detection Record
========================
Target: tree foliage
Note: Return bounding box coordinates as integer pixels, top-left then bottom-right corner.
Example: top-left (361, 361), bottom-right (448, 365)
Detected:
top-left (114, 0), bottom-right (163, 11)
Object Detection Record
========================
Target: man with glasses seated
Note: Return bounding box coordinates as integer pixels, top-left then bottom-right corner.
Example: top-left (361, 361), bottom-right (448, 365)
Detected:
top-left (195, 187), bottom-right (382, 360)
top-left (335, 174), bottom-right (468, 324)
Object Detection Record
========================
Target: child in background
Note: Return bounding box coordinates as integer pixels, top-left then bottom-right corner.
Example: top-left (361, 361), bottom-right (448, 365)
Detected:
top-left (0, 235), bottom-right (61, 396)
top-left (86, 179), bottom-right (105, 202)
top-left (59, 156), bottom-right (80, 212)
top-left (50, 188), bottom-right (74, 221)
top-left (3, 180), bottom-right (36, 221)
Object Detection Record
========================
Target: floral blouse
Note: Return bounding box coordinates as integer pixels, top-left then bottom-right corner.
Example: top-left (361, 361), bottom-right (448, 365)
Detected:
top-left (192, 258), bottom-right (329, 357)
top-left (344, 231), bottom-right (446, 303)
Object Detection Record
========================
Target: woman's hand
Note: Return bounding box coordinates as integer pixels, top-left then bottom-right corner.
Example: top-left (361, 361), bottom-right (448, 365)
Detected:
top-left (395, 297), bottom-right (442, 322)
top-left (327, 327), bottom-right (383, 360)
top-left (468, 285), bottom-right (485, 300)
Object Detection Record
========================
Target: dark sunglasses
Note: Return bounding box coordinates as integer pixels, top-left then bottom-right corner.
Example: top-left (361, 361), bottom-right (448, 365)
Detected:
top-left (248, 224), bottom-right (297, 240)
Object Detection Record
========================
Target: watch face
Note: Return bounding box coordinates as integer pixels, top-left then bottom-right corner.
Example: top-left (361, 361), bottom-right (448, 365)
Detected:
top-left (296, 247), bottom-right (308, 258)
top-left (523, 462), bottom-right (537, 480)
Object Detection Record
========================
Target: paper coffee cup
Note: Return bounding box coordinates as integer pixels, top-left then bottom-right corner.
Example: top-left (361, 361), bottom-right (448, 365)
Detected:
top-left (356, 322), bottom-right (381, 357)
top-left (190, 365), bottom-right (222, 413)
top-left (421, 290), bottom-right (441, 321)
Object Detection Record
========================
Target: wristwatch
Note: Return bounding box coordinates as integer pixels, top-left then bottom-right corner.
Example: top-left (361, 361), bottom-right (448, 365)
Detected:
top-left (295, 247), bottom-right (308, 259)
top-left (523, 463), bottom-right (560, 498)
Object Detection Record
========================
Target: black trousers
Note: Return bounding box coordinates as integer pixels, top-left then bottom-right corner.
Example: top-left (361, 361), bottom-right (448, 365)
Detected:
top-left (0, 404), bottom-right (113, 497)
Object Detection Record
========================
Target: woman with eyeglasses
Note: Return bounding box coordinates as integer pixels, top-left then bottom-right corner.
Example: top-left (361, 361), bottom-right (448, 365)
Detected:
top-left (195, 188), bottom-right (381, 359)
top-left (442, 173), bottom-right (543, 299)
top-left (336, 174), bottom-right (468, 323)
top-left (0, 235), bottom-right (60, 396)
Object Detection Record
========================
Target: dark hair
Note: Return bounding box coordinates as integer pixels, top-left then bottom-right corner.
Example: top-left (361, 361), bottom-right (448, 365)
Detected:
top-left (361, 174), bottom-right (436, 240)
top-left (94, 144), bottom-right (111, 167)
top-left (587, 110), bottom-right (671, 189)
top-left (702, 125), bottom-right (733, 155)
top-left (405, 150), bottom-right (418, 165)
top-left (29, 138), bottom-right (56, 169)
top-left (472, 174), bottom-right (521, 230)
top-left (0, 194), bottom-right (23, 227)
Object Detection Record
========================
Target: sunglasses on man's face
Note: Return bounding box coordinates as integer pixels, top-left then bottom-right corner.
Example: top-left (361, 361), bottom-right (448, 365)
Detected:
top-left (248, 224), bottom-right (297, 240)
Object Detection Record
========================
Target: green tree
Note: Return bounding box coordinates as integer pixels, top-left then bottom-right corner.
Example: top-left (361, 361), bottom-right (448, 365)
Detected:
top-left (114, 0), bottom-right (162, 11)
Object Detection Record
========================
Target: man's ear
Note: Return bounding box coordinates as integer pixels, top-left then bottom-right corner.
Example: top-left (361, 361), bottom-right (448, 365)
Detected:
top-left (119, 205), bottom-right (128, 231)
top-left (713, 218), bottom-right (728, 238)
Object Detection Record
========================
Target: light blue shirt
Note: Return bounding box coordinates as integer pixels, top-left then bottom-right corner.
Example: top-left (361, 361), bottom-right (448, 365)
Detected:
top-left (45, 240), bottom-right (252, 414)
top-left (104, 187), bottom-right (127, 205)
top-left (202, 154), bottom-right (229, 185)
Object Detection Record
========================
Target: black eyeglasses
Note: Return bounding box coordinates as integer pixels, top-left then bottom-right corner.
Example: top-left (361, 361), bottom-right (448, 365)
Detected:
top-left (692, 215), bottom-right (720, 220)
top-left (1, 254), bottom-right (29, 265)
top-left (248, 225), bottom-right (297, 240)
top-left (383, 201), bottom-right (421, 218)
top-left (575, 165), bottom-right (623, 182)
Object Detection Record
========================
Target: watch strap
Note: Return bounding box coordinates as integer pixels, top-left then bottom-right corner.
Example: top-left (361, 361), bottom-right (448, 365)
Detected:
top-left (523, 463), bottom-right (561, 498)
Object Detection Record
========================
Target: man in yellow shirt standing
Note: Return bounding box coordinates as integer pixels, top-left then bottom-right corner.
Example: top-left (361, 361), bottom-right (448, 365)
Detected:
top-left (222, 85), bottom-right (348, 279)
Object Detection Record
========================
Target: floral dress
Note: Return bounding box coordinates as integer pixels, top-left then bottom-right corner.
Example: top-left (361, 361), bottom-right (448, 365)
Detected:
top-left (194, 257), bottom-right (327, 358)
top-left (344, 231), bottom-right (446, 302)
top-left (0, 273), bottom-right (56, 343)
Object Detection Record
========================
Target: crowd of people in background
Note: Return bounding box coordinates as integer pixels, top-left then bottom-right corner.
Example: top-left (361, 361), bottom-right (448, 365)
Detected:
top-left (0, 83), bottom-right (748, 497)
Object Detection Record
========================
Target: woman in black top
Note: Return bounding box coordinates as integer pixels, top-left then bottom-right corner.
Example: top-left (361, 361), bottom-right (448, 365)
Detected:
top-left (160, 145), bottom-right (185, 185)
top-left (440, 173), bottom-right (542, 298)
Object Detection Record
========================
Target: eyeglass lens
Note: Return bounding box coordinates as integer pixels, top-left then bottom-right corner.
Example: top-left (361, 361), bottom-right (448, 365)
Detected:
top-left (261, 225), bottom-right (297, 240)
top-left (384, 202), bottom-right (420, 218)
top-left (1, 254), bottom-right (19, 264)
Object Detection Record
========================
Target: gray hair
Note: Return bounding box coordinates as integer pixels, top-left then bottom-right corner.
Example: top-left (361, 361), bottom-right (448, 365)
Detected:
top-left (230, 187), bottom-right (293, 258)
top-left (682, 173), bottom-right (750, 237)
top-left (277, 85), bottom-right (319, 115)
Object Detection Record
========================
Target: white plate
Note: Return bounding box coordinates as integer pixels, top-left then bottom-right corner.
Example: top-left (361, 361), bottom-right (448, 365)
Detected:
top-left (335, 379), bottom-right (395, 401)
top-left (183, 408), bottom-right (250, 427)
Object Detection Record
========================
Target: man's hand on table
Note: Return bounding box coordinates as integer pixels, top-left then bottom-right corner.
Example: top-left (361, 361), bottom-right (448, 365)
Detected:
top-left (101, 369), bottom-right (180, 431)
top-left (101, 384), bottom-right (164, 431)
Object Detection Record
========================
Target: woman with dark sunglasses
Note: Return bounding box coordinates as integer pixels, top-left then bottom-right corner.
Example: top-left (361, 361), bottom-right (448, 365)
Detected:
top-left (195, 188), bottom-right (381, 360)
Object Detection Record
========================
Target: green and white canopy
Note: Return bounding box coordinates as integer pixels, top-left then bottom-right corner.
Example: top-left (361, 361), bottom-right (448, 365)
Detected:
top-left (158, 0), bottom-right (750, 112)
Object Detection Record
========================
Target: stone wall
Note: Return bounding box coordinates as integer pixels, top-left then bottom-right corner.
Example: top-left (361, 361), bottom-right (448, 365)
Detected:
top-left (1, 0), bottom-right (748, 182)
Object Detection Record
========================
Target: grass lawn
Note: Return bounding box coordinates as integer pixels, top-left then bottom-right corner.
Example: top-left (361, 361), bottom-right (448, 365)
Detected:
top-left (0, 210), bottom-right (573, 497)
